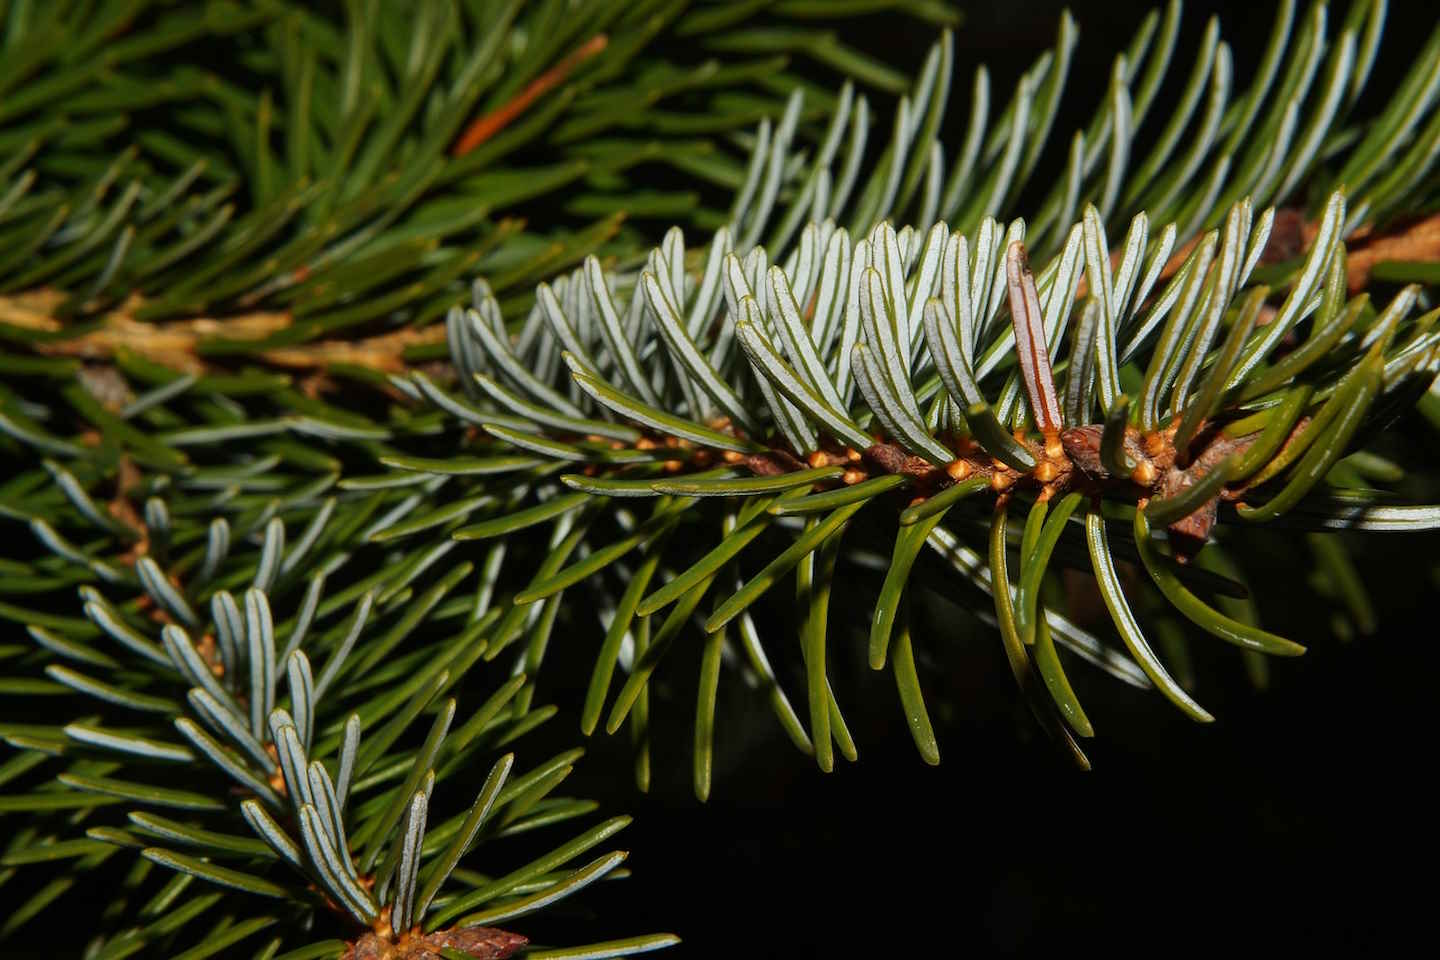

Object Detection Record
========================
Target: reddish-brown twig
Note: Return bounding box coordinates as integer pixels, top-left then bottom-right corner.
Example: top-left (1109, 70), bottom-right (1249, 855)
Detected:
top-left (452, 34), bottom-right (608, 157)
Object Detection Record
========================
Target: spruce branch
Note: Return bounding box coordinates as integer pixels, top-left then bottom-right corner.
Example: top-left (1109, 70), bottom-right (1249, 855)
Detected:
top-left (1, 493), bottom-right (677, 957)
top-left (4, 0), bottom-right (1438, 791)
top-left (3, 1), bottom-right (1440, 954)
top-left (375, 179), bottom-right (1432, 775)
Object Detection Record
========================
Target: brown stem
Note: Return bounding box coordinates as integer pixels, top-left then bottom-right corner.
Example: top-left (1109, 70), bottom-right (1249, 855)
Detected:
top-left (344, 925), bottom-right (527, 960)
top-left (1343, 210), bottom-right (1440, 291)
top-left (452, 35), bottom-right (608, 157)
top-left (3, 289), bottom-right (449, 390)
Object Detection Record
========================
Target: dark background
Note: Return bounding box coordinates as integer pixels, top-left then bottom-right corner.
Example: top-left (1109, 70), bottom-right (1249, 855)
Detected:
top-left (548, 1), bottom-right (1440, 955)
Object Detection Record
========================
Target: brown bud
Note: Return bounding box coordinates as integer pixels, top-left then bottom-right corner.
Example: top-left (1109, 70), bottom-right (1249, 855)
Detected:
top-left (865, 442), bottom-right (910, 475)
